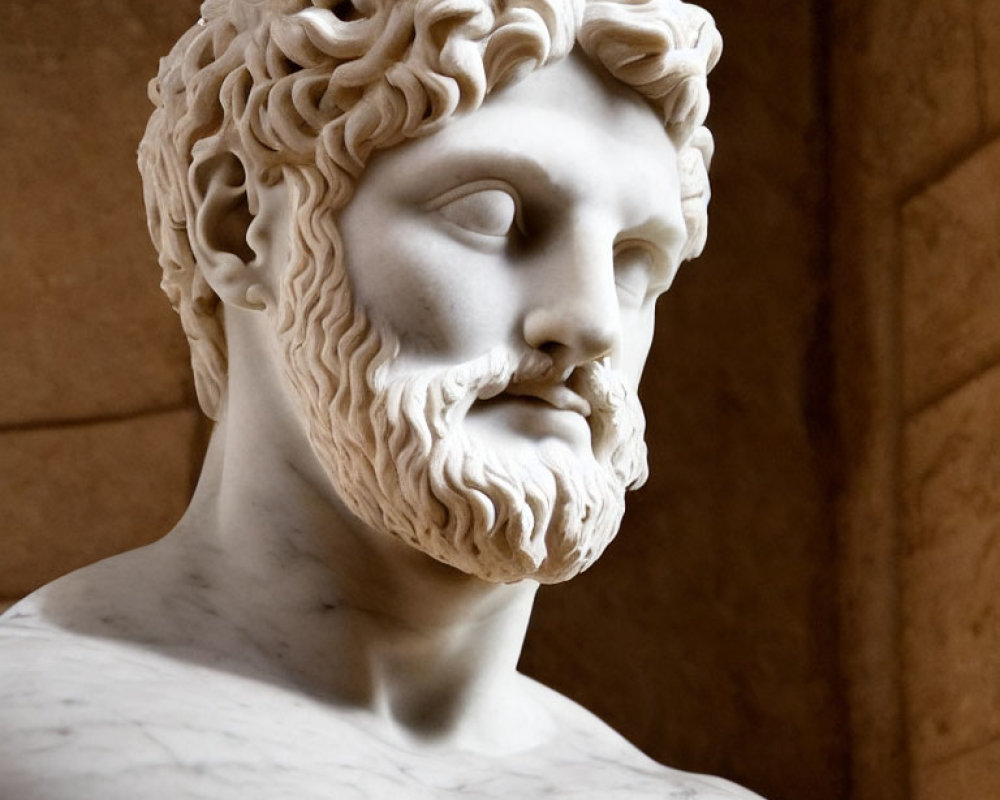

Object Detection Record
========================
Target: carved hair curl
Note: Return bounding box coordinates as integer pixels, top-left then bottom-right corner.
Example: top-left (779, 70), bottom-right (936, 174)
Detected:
top-left (138, 0), bottom-right (721, 418)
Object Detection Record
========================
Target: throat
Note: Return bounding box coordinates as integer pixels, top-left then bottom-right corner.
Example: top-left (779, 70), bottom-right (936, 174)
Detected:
top-left (166, 464), bottom-right (544, 747)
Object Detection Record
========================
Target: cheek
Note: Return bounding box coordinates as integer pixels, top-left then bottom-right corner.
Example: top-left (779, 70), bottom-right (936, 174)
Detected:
top-left (617, 306), bottom-right (657, 390)
top-left (342, 223), bottom-right (518, 362)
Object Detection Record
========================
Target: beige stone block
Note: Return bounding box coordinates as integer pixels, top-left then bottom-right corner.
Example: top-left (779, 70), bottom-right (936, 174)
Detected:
top-left (902, 364), bottom-right (1000, 765)
top-left (0, 1), bottom-right (202, 426)
top-left (884, 0), bottom-right (982, 186)
top-left (913, 737), bottom-right (1000, 800)
top-left (0, 408), bottom-right (201, 599)
top-left (901, 137), bottom-right (1000, 410)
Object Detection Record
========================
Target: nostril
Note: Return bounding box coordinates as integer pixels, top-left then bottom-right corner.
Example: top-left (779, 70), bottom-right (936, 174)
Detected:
top-left (522, 306), bottom-right (618, 366)
top-left (581, 326), bottom-right (616, 356)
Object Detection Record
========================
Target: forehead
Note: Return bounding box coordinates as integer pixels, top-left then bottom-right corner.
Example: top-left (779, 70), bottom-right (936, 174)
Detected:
top-left (357, 50), bottom-right (683, 241)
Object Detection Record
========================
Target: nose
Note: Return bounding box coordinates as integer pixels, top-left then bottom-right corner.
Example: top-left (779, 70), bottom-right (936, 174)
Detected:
top-left (521, 226), bottom-right (620, 373)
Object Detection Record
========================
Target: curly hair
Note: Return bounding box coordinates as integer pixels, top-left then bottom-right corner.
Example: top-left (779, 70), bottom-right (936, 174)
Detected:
top-left (138, 0), bottom-right (722, 418)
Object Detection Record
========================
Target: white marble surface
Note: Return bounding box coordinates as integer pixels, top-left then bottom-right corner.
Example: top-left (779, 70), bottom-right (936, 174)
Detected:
top-left (1, 552), bottom-right (755, 799)
top-left (0, 1), bottom-right (762, 797)
top-left (2, 603), bottom-right (750, 799)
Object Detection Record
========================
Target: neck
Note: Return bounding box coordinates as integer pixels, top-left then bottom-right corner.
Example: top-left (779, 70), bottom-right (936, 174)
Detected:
top-left (161, 316), bottom-right (543, 750)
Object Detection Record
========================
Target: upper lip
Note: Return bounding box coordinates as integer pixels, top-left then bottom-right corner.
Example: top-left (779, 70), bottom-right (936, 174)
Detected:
top-left (502, 382), bottom-right (592, 417)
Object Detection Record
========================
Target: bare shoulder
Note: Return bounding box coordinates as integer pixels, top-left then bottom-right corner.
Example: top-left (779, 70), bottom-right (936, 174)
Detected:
top-left (0, 609), bottom-right (355, 800)
top-left (518, 675), bottom-right (766, 799)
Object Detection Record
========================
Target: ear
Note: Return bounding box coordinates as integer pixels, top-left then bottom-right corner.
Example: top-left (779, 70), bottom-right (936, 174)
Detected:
top-left (188, 149), bottom-right (276, 311)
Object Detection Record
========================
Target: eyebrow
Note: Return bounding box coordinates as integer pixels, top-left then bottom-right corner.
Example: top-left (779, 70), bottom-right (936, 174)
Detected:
top-left (406, 147), bottom-right (565, 200)
top-left (622, 215), bottom-right (687, 255)
top-left (399, 142), bottom-right (686, 248)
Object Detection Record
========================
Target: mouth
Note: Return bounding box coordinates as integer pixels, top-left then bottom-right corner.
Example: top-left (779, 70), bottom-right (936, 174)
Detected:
top-left (466, 371), bottom-right (602, 454)
top-left (508, 384), bottom-right (591, 416)
top-left (477, 381), bottom-right (592, 418)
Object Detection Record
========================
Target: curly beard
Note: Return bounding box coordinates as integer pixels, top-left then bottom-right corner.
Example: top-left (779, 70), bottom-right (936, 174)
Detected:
top-left (277, 235), bottom-right (647, 584)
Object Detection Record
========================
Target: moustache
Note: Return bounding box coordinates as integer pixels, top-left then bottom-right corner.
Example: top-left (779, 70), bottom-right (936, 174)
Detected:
top-left (374, 348), bottom-right (639, 461)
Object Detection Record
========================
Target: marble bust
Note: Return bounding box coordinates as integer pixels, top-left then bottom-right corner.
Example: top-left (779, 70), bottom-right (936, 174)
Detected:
top-left (0, 1), bottom-right (761, 797)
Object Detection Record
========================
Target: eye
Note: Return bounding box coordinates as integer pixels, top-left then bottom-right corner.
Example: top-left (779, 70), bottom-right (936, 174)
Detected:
top-left (426, 181), bottom-right (522, 239)
top-left (613, 243), bottom-right (656, 308)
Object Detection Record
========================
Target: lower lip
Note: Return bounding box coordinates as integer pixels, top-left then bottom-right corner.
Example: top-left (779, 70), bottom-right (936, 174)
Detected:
top-left (470, 395), bottom-right (592, 445)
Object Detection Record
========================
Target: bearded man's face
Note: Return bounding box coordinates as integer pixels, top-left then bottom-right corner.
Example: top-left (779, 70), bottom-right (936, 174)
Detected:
top-left (276, 53), bottom-right (686, 583)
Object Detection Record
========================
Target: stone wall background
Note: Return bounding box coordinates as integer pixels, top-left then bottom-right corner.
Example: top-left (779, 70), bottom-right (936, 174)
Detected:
top-left (832, 2), bottom-right (1000, 798)
top-left (3, 2), bottom-right (997, 799)
top-left (0, 3), bottom-right (206, 606)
